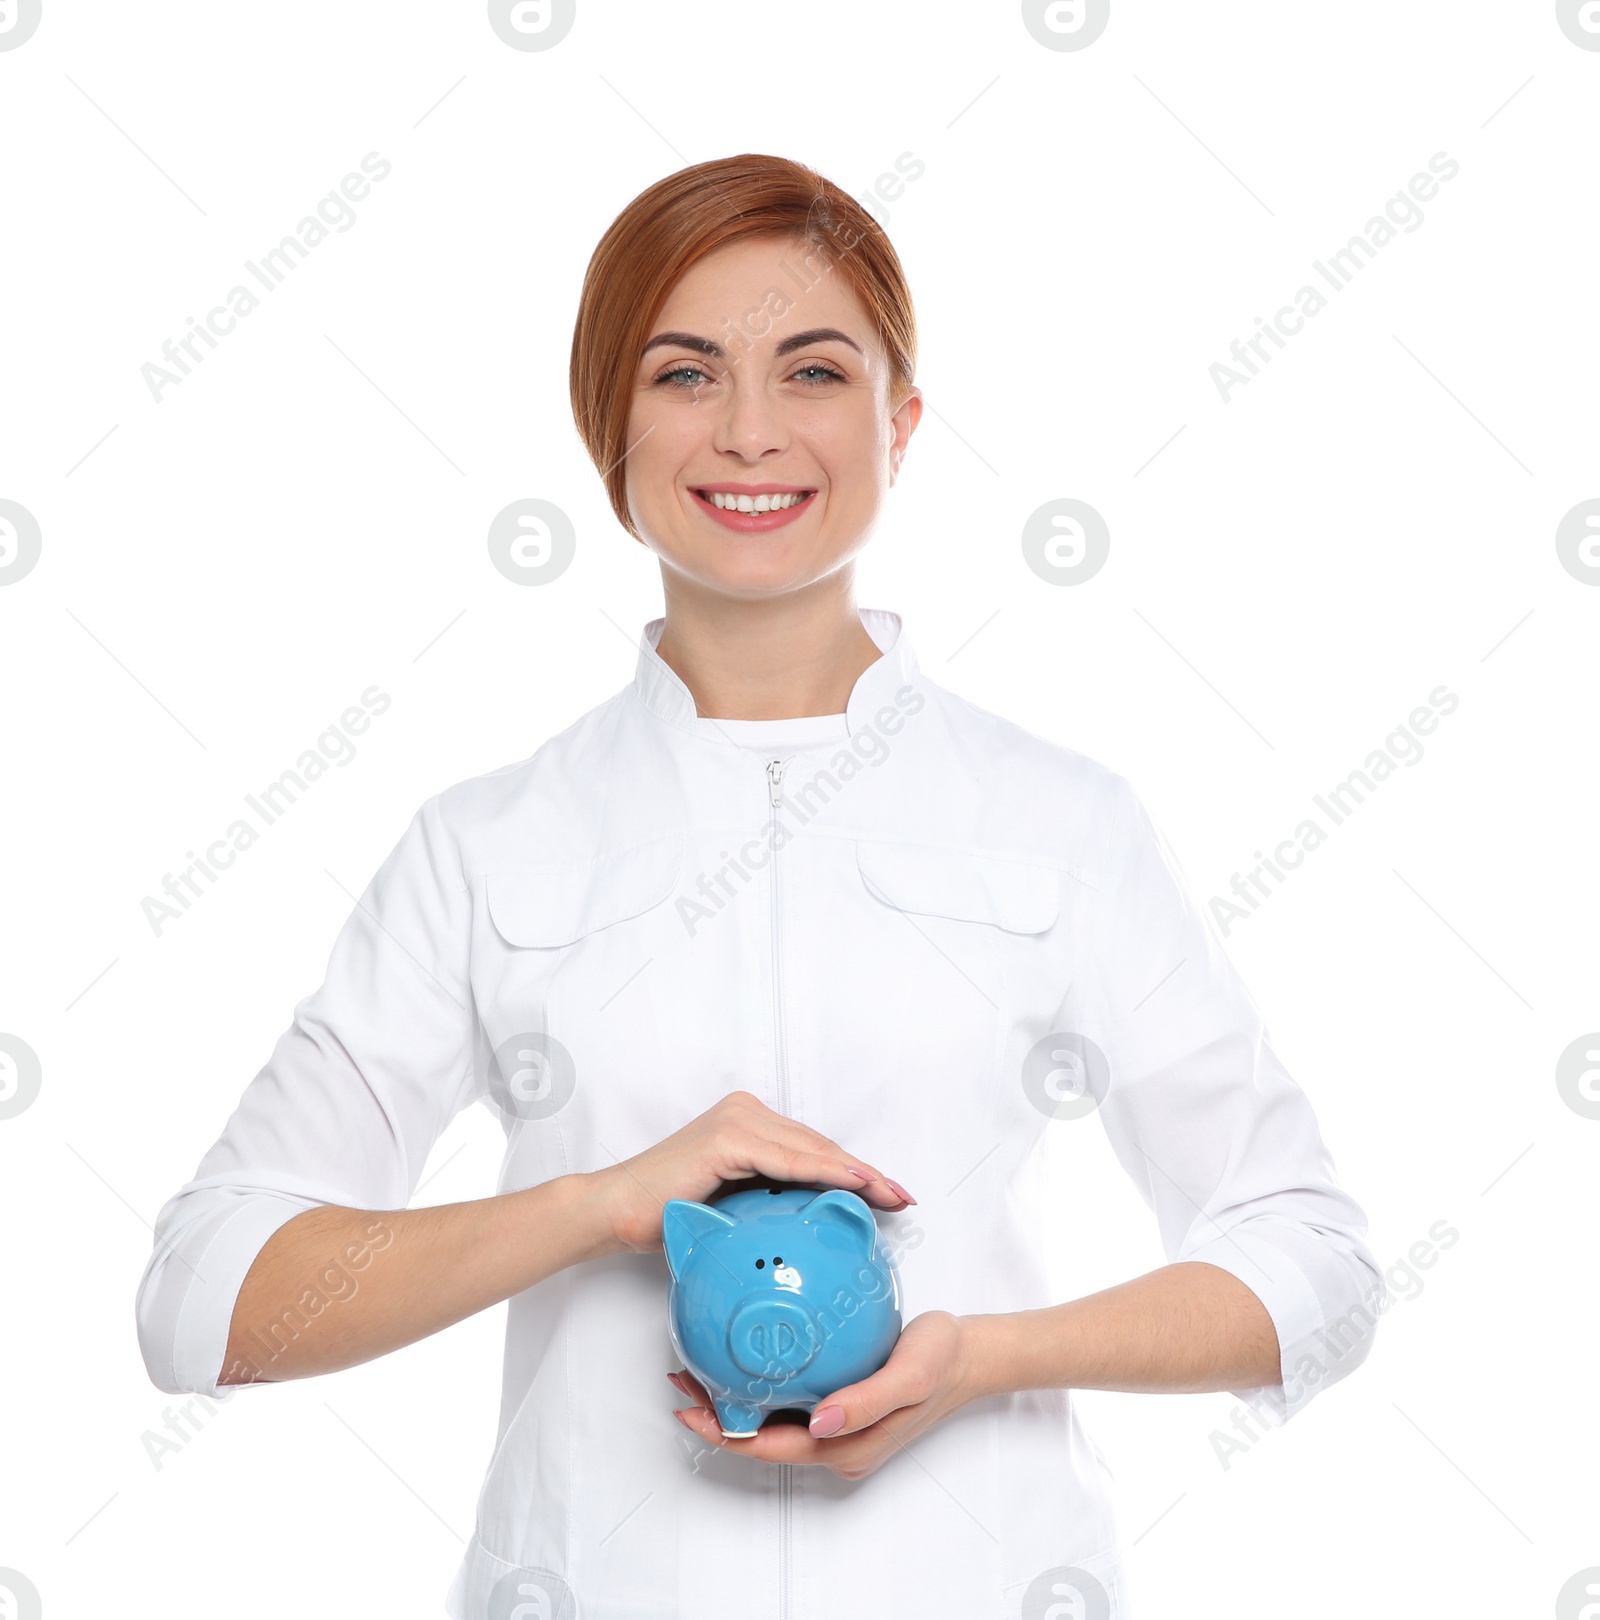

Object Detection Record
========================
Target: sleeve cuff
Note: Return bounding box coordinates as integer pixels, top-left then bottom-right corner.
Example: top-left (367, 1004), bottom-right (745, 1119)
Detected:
top-left (164, 1195), bottom-right (319, 1396)
top-left (1180, 1221), bottom-right (1365, 1429)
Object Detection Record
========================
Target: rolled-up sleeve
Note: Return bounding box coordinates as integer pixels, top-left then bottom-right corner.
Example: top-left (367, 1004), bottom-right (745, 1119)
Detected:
top-left (135, 791), bottom-right (479, 1396)
top-left (1085, 772), bottom-right (1382, 1427)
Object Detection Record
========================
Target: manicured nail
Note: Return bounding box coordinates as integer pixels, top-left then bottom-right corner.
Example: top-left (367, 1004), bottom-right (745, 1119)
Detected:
top-left (809, 1405), bottom-right (845, 1438)
top-left (673, 1408), bottom-right (694, 1427)
top-left (666, 1372), bottom-right (687, 1392)
top-left (886, 1180), bottom-right (917, 1204)
top-left (848, 1167), bottom-right (877, 1181)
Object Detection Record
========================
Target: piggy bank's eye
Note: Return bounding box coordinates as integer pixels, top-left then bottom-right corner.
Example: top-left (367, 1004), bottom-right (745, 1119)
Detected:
top-left (755, 1259), bottom-right (765, 1269)
top-left (773, 1256), bottom-right (783, 1266)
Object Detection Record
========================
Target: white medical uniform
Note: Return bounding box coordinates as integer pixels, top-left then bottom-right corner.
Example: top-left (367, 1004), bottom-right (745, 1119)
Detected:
top-left (136, 609), bottom-right (1381, 1619)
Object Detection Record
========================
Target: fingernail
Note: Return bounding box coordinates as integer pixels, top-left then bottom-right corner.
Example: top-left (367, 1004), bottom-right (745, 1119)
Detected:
top-left (848, 1167), bottom-right (877, 1181)
top-left (666, 1372), bottom-right (687, 1392)
top-left (809, 1405), bottom-right (845, 1438)
top-left (886, 1180), bottom-right (917, 1204)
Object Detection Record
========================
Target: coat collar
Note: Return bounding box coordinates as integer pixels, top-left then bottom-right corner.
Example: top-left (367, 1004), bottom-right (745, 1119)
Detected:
top-left (631, 608), bottom-right (922, 744)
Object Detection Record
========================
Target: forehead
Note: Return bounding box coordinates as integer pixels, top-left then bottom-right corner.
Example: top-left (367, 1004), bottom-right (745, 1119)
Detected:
top-left (651, 235), bottom-right (875, 341)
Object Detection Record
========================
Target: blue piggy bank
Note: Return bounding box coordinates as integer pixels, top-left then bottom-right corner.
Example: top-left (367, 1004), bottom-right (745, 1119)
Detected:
top-left (663, 1184), bottom-right (903, 1437)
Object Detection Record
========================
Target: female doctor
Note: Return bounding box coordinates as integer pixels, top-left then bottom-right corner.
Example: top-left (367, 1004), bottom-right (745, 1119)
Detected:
top-left (136, 154), bottom-right (1382, 1619)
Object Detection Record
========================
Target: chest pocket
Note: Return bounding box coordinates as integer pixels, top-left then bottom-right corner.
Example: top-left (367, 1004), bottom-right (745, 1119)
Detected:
top-left (477, 836), bottom-right (686, 1146)
top-left (817, 842), bottom-right (1065, 1167)
top-left (486, 835), bottom-right (684, 948)
top-left (848, 839), bottom-right (1062, 1053)
top-left (854, 840), bottom-right (1061, 935)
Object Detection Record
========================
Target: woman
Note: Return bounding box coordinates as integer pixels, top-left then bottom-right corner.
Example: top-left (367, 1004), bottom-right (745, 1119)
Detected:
top-left (136, 154), bottom-right (1381, 1619)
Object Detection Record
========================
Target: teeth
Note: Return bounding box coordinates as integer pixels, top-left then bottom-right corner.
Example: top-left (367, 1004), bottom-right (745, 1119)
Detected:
top-left (706, 491), bottom-right (809, 512)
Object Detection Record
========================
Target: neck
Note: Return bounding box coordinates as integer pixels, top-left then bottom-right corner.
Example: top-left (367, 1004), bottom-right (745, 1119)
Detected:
top-left (653, 571), bottom-right (882, 721)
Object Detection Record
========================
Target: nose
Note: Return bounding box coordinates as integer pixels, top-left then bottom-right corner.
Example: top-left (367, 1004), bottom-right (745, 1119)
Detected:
top-left (711, 377), bottom-right (789, 462)
top-left (726, 1296), bottom-right (821, 1378)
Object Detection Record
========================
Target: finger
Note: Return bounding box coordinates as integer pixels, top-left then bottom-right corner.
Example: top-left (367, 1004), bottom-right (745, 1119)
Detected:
top-left (670, 1367), bottom-right (713, 1406)
top-left (807, 1360), bottom-right (926, 1440)
top-left (675, 1405), bottom-right (834, 1466)
top-left (749, 1139), bottom-right (917, 1208)
top-left (780, 1127), bottom-right (919, 1205)
top-left (742, 1114), bottom-right (918, 1208)
top-left (854, 1174), bottom-right (917, 1209)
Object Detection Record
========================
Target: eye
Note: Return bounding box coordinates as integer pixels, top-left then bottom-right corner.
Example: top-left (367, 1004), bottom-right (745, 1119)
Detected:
top-left (653, 363), bottom-right (712, 390)
top-left (791, 364), bottom-right (845, 386)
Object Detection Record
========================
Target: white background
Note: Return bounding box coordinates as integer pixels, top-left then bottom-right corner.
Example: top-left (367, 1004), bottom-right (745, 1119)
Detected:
top-left (1, 2), bottom-right (1596, 1615)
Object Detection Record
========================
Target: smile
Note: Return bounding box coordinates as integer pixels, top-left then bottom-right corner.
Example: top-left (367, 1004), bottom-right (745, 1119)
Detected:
top-left (696, 488), bottom-right (813, 512)
top-left (692, 487), bottom-right (816, 533)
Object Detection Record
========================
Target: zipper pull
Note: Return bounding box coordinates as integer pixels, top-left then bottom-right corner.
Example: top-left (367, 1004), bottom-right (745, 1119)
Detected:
top-left (767, 757), bottom-right (786, 807)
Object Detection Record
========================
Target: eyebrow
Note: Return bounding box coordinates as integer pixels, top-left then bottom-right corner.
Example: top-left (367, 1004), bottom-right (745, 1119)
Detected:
top-left (641, 326), bottom-right (864, 361)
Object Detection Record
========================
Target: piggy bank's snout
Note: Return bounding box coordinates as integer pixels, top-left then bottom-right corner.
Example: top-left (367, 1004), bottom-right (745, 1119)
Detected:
top-left (727, 1296), bottom-right (821, 1378)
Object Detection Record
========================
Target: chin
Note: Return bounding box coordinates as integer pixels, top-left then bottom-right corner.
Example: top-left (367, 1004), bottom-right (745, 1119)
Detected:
top-left (693, 565), bottom-right (815, 601)
top-left (669, 537), bottom-right (816, 587)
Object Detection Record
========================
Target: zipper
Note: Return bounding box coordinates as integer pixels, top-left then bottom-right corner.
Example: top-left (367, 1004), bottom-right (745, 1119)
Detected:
top-left (766, 757), bottom-right (790, 1116)
top-left (766, 754), bottom-right (793, 1620)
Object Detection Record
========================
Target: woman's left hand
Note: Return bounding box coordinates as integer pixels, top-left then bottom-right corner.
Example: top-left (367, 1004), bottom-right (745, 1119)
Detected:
top-left (670, 1310), bottom-right (981, 1480)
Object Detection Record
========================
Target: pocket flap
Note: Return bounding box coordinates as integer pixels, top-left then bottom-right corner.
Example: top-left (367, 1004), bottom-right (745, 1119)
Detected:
top-left (487, 836), bottom-right (683, 947)
top-left (855, 840), bottom-right (1059, 935)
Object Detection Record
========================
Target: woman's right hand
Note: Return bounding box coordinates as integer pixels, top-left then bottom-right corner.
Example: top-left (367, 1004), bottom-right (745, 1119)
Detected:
top-left (597, 1091), bottom-right (916, 1254)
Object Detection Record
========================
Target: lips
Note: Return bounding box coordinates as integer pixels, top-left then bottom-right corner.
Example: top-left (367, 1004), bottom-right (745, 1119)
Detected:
top-left (691, 486), bottom-right (816, 534)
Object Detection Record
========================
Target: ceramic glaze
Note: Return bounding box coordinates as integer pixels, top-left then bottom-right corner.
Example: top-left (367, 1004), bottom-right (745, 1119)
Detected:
top-left (663, 1185), bottom-right (903, 1436)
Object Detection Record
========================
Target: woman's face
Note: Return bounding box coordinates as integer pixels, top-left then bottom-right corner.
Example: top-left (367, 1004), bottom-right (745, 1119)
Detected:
top-left (624, 234), bottom-right (921, 601)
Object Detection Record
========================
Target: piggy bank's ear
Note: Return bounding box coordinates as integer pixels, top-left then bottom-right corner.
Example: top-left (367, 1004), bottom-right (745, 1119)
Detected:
top-left (662, 1199), bottom-right (737, 1280)
top-left (803, 1189), bottom-right (878, 1258)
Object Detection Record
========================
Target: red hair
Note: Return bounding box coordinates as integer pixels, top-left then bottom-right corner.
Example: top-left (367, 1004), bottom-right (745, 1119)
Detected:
top-left (569, 153), bottom-right (917, 541)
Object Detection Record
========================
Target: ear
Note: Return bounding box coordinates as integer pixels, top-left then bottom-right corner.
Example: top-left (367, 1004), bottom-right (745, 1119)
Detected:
top-left (662, 1199), bottom-right (736, 1281)
top-left (802, 1189), bottom-right (878, 1258)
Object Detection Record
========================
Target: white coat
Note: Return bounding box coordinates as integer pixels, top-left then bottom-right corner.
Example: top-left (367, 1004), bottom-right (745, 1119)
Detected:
top-left (135, 608), bottom-right (1382, 1619)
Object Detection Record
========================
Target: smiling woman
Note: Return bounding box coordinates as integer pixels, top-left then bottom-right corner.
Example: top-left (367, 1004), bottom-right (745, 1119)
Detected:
top-left (570, 156), bottom-right (917, 536)
top-left (568, 157), bottom-right (924, 703)
top-left (564, 157), bottom-right (928, 720)
top-left (136, 152), bottom-right (1382, 1620)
